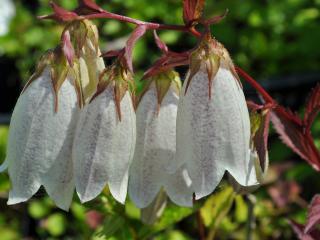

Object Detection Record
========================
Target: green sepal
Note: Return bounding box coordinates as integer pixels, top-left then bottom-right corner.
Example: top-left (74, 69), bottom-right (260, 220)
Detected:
top-left (185, 33), bottom-right (222, 98)
top-left (138, 70), bottom-right (181, 112)
top-left (64, 19), bottom-right (99, 58)
top-left (22, 47), bottom-right (70, 112)
top-left (22, 49), bottom-right (55, 94)
top-left (91, 63), bottom-right (135, 121)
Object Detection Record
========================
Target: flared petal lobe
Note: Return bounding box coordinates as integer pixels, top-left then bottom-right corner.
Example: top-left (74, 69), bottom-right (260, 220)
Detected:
top-left (129, 84), bottom-right (193, 208)
top-left (176, 67), bottom-right (257, 200)
top-left (73, 86), bottom-right (136, 204)
top-left (5, 68), bottom-right (78, 210)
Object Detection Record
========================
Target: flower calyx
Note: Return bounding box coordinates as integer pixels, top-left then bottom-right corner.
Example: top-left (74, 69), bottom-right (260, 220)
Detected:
top-left (92, 62), bottom-right (135, 121)
top-left (185, 33), bottom-right (241, 98)
top-left (138, 70), bottom-right (181, 113)
top-left (62, 19), bottom-right (99, 61)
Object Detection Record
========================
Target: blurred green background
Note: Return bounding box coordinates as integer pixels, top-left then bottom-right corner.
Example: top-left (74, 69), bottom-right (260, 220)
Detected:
top-left (0, 0), bottom-right (319, 239)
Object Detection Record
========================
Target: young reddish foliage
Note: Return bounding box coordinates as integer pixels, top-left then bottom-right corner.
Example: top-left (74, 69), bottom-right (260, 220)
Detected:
top-left (305, 195), bottom-right (320, 234)
top-left (237, 67), bottom-right (320, 170)
top-left (39, 1), bottom-right (80, 22)
top-left (271, 105), bottom-right (320, 171)
top-left (76, 0), bottom-right (104, 14)
top-left (304, 84), bottom-right (320, 131)
top-left (290, 195), bottom-right (320, 240)
top-left (183, 0), bottom-right (206, 26)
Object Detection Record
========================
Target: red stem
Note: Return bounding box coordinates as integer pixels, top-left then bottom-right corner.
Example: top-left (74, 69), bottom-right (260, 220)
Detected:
top-left (197, 210), bottom-right (206, 240)
top-left (235, 66), bottom-right (275, 104)
top-left (85, 12), bottom-right (201, 37)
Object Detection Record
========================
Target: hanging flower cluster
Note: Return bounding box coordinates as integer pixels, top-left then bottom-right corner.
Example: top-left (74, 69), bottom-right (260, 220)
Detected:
top-left (1, 0), bottom-right (318, 213)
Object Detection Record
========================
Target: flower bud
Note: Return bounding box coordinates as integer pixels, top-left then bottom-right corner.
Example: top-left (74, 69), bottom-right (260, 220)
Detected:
top-left (174, 34), bottom-right (258, 200)
top-left (249, 109), bottom-right (270, 183)
top-left (128, 71), bottom-right (193, 208)
top-left (1, 66), bottom-right (78, 210)
top-left (73, 63), bottom-right (136, 204)
top-left (64, 19), bottom-right (105, 106)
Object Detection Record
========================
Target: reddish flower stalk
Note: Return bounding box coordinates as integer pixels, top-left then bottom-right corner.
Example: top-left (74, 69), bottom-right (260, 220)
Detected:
top-left (235, 66), bottom-right (275, 104)
top-left (85, 12), bottom-right (201, 37)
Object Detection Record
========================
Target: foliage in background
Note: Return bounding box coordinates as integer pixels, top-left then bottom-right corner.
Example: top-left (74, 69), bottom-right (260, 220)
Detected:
top-left (0, 0), bottom-right (319, 239)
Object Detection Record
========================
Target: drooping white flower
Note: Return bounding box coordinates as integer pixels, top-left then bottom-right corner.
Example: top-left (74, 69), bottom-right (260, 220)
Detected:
top-left (129, 72), bottom-right (193, 208)
top-left (174, 35), bottom-right (258, 200)
top-left (73, 64), bottom-right (136, 204)
top-left (0, 67), bottom-right (78, 210)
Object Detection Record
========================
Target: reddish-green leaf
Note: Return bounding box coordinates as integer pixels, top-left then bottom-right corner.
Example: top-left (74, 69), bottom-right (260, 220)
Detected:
top-left (304, 84), bottom-right (320, 130)
top-left (271, 106), bottom-right (320, 170)
top-left (305, 195), bottom-right (320, 234)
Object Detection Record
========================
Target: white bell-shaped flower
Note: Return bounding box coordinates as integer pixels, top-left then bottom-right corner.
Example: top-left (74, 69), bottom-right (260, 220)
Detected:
top-left (174, 36), bottom-right (258, 200)
top-left (1, 68), bottom-right (78, 210)
top-left (73, 65), bottom-right (136, 204)
top-left (129, 73), bottom-right (193, 208)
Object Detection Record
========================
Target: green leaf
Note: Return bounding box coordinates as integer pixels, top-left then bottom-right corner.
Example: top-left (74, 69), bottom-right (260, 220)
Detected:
top-left (125, 200), bottom-right (140, 220)
top-left (96, 214), bottom-right (126, 239)
top-left (0, 127), bottom-right (9, 162)
top-left (200, 185), bottom-right (236, 228)
top-left (138, 204), bottom-right (195, 239)
top-left (235, 195), bottom-right (248, 223)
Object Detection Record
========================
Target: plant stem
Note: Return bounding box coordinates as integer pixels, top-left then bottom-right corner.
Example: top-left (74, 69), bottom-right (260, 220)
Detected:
top-left (235, 66), bottom-right (275, 104)
top-left (85, 12), bottom-right (201, 37)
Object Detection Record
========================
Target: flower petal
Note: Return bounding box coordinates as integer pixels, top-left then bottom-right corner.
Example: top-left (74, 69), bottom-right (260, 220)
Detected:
top-left (74, 87), bottom-right (136, 203)
top-left (176, 67), bottom-right (256, 199)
